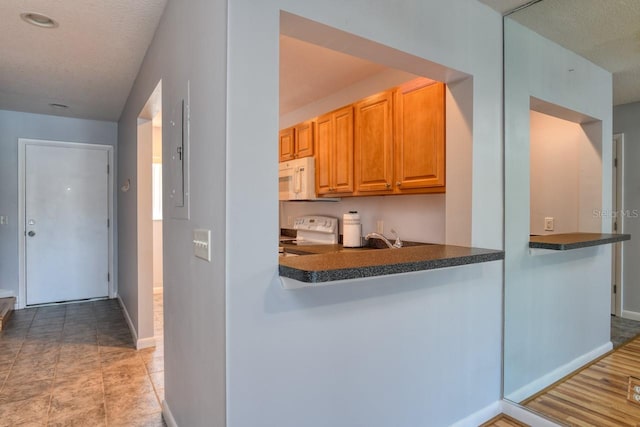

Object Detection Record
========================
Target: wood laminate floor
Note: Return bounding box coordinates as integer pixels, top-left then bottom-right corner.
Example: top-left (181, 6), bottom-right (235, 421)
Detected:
top-left (480, 413), bottom-right (529, 427)
top-left (524, 335), bottom-right (640, 426)
top-left (0, 298), bottom-right (165, 426)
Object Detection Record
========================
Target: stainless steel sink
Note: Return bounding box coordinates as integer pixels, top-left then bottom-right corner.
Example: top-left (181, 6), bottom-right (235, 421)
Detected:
top-left (359, 239), bottom-right (433, 250)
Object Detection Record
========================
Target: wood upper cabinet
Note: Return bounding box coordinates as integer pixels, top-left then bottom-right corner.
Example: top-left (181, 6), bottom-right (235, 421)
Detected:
top-left (279, 127), bottom-right (295, 162)
top-left (394, 81), bottom-right (445, 192)
top-left (282, 78), bottom-right (445, 197)
top-left (295, 120), bottom-right (314, 158)
top-left (278, 120), bottom-right (315, 162)
top-left (316, 106), bottom-right (354, 196)
top-left (354, 90), bottom-right (394, 194)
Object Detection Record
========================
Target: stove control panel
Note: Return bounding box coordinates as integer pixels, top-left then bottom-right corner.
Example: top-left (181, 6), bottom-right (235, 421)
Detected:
top-left (293, 215), bottom-right (339, 245)
top-left (293, 216), bottom-right (338, 233)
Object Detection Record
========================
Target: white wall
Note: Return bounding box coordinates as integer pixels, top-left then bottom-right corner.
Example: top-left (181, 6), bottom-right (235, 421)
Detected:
top-left (614, 102), bottom-right (640, 315)
top-left (530, 110), bottom-right (589, 235)
top-left (136, 120), bottom-right (154, 341)
top-left (153, 221), bottom-right (163, 289)
top-left (151, 124), bottom-right (162, 292)
top-left (504, 19), bottom-right (612, 401)
top-left (281, 195), bottom-right (445, 243)
top-left (152, 126), bottom-right (163, 289)
top-left (280, 68), bottom-right (419, 129)
top-left (227, 2), bottom-right (503, 427)
top-left (0, 110), bottom-right (117, 304)
top-left (117, 0), bottom-right (227, 425)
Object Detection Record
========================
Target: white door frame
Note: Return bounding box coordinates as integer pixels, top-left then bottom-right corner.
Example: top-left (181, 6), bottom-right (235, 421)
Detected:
top-left (17, 138), bottom-right (115, 309)
top-left (612, 133), bottom-right (624, 316)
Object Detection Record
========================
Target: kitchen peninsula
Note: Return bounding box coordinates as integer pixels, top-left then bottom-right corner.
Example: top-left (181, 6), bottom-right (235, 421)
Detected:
top-left (529, 232), bottom-right (630, 250)
top-left (279, 241), bottom-right (503, 288)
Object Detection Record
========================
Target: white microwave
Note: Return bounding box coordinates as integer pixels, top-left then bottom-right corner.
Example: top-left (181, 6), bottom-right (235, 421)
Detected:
top-left (279, 157), bottom-right (318, 201)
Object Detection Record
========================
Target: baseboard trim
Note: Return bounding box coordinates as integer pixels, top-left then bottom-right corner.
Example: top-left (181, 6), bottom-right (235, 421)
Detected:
top-left (622, 310), bottom-right (640, 321)
top-left (117, 296), bottom-right (155, 350)
top-left (137, 336), bottom-right (156, 350)
top-left (505, 342), bottom-right (612, 402)
top-left (117, 296), bottom-right (139, 343)
top-left (162, 400), bottom-right (178, 427)
top-left (450, 400), bottom-right (501, 427)
top-left (500, 400), bottom-right (561, 426)
top-left (0, 289), bottom-right (15, 299)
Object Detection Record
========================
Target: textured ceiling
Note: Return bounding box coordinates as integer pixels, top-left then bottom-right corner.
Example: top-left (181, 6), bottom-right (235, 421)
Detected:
top-left (280, 35), bottom-right (387, 115)
top-left (480, 0), bottom-right (640, 106)
top-left (478, 0), bottom-right (534, 14)
top-left (0, 0), bottom-right (167, 121)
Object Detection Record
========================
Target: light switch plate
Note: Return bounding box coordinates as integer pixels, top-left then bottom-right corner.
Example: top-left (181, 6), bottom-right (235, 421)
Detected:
top-left (0, 216), bottom-right (7, 225)
top-left (544, 217), bottom-right (554, 231)
top-left (193, 229), bottom-right (211, 261)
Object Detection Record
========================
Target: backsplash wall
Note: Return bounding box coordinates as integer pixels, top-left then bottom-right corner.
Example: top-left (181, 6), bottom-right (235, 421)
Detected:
top-left (280, 193), bottom-right (445, 243)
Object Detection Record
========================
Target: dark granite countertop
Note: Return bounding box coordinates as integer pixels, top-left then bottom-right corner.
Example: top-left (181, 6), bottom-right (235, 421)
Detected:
top-left (278, 242), bottom-right (504, 284)
top-left (529, 232), bottom-right (630, 250)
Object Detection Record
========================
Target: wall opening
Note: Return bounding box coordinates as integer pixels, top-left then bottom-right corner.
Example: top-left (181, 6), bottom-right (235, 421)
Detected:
top-left (529, 97), bottom-right (602, 236)
top-left (278, 12), bottom-right (474, 246)
top-left (135, 80), bottom-right (163, 356)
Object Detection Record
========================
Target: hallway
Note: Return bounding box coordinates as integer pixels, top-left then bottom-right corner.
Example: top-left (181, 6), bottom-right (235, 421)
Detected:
top-left (0, 299), bottom-right (164, 426)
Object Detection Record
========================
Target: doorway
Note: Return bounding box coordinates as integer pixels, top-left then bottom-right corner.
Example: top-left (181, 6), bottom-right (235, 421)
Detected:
top-left (151, 111), bottom-right (164, 339)
top-left (133, 81), bottom-right (165, 401)
top-left (136, 80), bottom-right (163, 347)
top-left (18, 139), bottom-right (114, 308)
top-left (612, 133), bottom-right (623, 315)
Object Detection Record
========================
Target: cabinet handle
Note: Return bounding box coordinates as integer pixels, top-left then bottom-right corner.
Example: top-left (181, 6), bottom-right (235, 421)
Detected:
top-left (385, 183), bottom-right (391, 189)
top-left (396, 182), bottom-right (401, 187)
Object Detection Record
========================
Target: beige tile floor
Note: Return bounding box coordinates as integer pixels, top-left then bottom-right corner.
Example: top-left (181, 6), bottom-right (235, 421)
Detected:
top-left (0, 297), bottom-right (165, 426)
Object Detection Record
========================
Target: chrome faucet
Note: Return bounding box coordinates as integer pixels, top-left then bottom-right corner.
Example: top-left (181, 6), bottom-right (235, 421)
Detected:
top-left (365, 229), bottom-right (403, 249)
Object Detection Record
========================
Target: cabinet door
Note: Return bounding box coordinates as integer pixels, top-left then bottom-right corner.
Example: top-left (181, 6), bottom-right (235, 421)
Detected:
top-left (315, 107), bottom-right (354, 196)
top-left (315, 114), bottom-right (332, 195)
top-left (354, 91), bottom-right (394, 194)
top-left (295, 120), bottom-right (315, 158)
top-left (279, 127), bottom-right (295, 162)
top-left (333, 106), bottom-right (354, 193)
top-left (394, 81), bottom-right (445, 192)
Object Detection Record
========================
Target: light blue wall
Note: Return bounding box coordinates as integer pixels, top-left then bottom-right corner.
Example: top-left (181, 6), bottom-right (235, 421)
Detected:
top-left (116, 0), bottom-right (227, 425)
top-left (0, 109), bottom-right (117, 304)
top-left (122, 0), bottom-right (503, 425)
top-left (614, 102), bottom-right (640, 315)
top-left (226, 1), bottom-right (503, 426)
top-left (504, 19), bottom-right (613, 401)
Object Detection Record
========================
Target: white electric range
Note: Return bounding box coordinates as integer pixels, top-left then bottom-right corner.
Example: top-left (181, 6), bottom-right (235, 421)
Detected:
top-left (279, 215), bottom-right (339, 257)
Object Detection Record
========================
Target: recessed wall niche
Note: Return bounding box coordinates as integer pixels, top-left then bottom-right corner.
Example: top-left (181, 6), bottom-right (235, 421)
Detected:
top-left (529, 97), bottom-right (602, 236)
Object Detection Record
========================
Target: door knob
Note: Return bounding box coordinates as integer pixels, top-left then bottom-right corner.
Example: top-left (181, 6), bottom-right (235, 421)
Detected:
top-left (28, 231), bottom-right (36, 237)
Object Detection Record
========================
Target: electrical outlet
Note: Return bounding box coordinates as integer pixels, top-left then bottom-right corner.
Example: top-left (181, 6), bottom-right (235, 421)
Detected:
top-left (544, 217), bottom-right (554, 231)
top-left (0, 216), bottom-right (6, 225)
top-left (628, 376), bottom-right (640, 405)
top-left (376, 220), bottom-right (384, 234)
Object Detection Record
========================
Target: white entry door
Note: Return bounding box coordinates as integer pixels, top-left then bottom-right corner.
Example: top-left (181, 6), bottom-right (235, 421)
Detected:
top-left (25, 143), bottom-right (110, 305)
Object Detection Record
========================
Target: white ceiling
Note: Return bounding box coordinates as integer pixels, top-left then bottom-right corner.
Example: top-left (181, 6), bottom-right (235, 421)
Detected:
top-left (279, 35), bottom-right (387, 115)
top-left (7, 1), bottom-right (637, 122)
top-left (480, 0), bottom-right (640, 106)
top-left (0, 0), bottom-right (167, 121)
